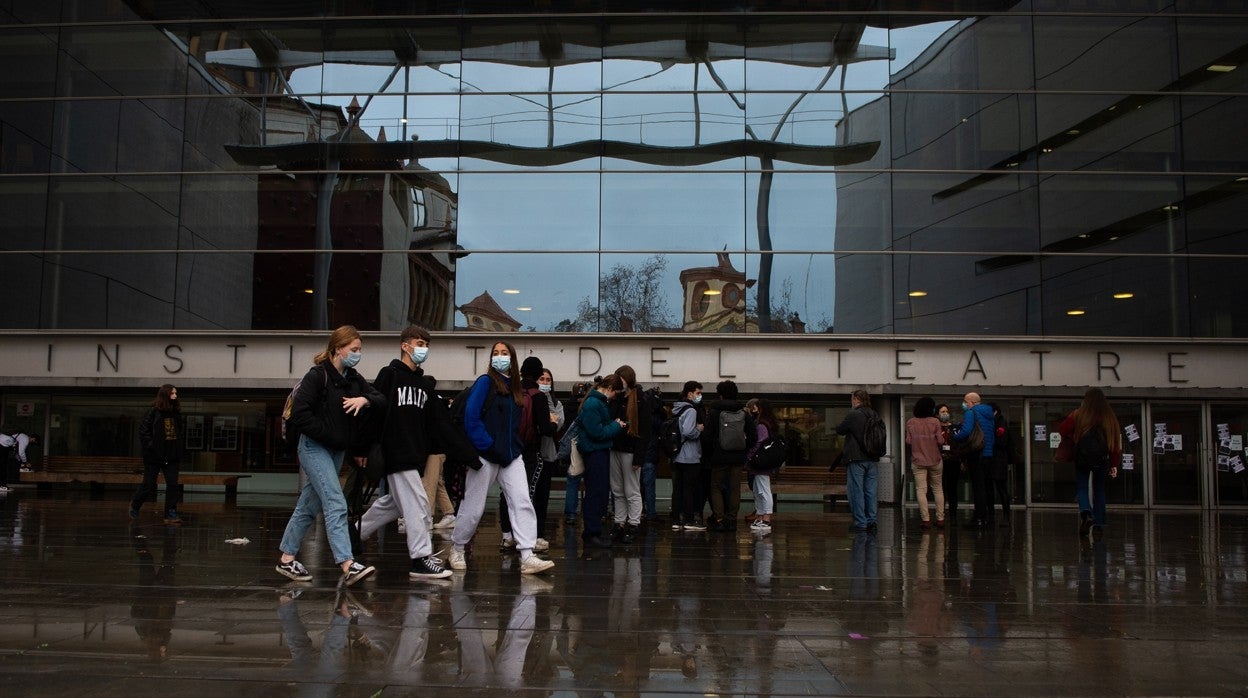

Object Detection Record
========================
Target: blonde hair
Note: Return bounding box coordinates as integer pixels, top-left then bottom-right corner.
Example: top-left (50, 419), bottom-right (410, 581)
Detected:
top-left (313, 325), bottom-right (361, 365)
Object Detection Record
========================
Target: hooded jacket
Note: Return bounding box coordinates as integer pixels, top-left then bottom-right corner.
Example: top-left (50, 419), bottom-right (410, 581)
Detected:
top-left (372, 359), bottom-right (454, 474)
top-left (288, 360), bottom-right (386, 451)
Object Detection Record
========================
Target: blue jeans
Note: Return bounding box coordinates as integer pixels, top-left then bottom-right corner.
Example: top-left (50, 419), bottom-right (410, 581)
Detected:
top-left (641, 460), bottom-right (657, 518)
top-left (280, 435), bottom-right (352, 565)
top-left (1075, 465), bottom-right (1108, 526)
top-left (564, 472), bottom-right (583, 517)
top-left (846, 459), bottom-right (879, 529)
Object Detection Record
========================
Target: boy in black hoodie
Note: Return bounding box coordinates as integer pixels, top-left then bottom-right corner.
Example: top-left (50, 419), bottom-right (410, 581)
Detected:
top-left (358, 325), bottom-right (456, 580)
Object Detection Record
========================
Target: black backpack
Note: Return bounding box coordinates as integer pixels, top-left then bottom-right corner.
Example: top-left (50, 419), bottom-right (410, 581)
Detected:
top-left (447, 381), bottom-right (495, 468)
top-left (1075, 425), bottom-right (1110, 469)
top-left (747, 434), bottom-right (788, 471)
top-left (659, 405), bottom-right (686, 458)
top-left (857, 408), bottom-right (887, 460)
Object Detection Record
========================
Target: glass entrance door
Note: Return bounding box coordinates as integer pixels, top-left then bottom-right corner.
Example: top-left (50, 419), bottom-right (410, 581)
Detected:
top-left (1149, 403), bottom-right (1204, 506)
top-left (1029, 399), bottom-right (1144, 507)
top-left (1210, 403), bottom-right (1248, 507)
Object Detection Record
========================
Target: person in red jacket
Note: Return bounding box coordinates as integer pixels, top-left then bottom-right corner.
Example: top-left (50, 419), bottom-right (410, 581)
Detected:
top-left (1058, 387), bottom-right (1122, 537)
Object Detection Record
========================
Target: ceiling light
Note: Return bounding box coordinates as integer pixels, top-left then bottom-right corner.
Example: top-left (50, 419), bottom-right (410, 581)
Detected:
top-left (516, 306), bottom-right (532, 311)
top-left (908, 290), bottom-right (927, 297)
top-left (1162, 205), bottom-right (1179, 212)
top-left (1067, 309), bottom-right (1086, 316)
top-left (503, 289), bottom-right (520, 294)
top-left (303, 288), bottom-right (314, 294)
top-left (400, 117), bottom-right (408, 123)
top-left (1041, 148), bottom-right (1053, 154)
top-left (1206, 64), bottom-right (1237, 73)
top-left (1113, 292), bottom-right (1134, 299)
top-left (703, 289), bottom-right (722, 296)
top-left (1066, 129), bottom-right (1081, 136)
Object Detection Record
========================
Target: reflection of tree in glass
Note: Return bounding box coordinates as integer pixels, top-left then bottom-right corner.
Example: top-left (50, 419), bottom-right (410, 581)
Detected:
top-left (553, 255), bottom-right (674, 332)
top-left (747, 278), bottom-right (833, 333)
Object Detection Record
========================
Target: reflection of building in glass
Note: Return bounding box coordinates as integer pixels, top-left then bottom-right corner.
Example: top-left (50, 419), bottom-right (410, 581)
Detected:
top-left (234, 97), bottom-right (460, 331)
top-left (680, 253), bottom-right (755, 333)
top-left (459, 291), bottom-right (521, 333)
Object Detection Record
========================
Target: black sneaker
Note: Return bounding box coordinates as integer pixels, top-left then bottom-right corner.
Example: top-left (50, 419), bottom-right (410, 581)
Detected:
top-left (410, 556), bottom-right (452, 580)
top-left (276, 559), bottom-right (313, 582)
top-left (1079, 512), bottom-right (1094, 536)
top-left (340, 561), bottom-right (376, 588)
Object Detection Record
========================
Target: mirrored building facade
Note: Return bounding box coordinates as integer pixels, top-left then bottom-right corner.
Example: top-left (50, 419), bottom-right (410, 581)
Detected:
top-left (2, 1), bottom-right (1247, 508)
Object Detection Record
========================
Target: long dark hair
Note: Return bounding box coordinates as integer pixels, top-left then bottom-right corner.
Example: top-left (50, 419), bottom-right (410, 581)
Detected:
top-left (1073, 387), bottom-right (1122, 451)
top-left (153, 384), bottom-right (180, 413)
top-left (487, 341), bottom-right (523, 406)
top-left (614, 364), bottom-right (640, 438)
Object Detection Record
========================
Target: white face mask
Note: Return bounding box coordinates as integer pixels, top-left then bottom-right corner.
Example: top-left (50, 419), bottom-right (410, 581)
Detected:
top-left (538, 383), bottom-right (552, 393)
top-left (491, 356), bottom-right (511, 373)
top-left (409, 346), bottom-right (428, 364)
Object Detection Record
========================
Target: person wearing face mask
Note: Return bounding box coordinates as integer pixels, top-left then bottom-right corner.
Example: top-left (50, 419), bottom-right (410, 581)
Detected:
top-left (448, 341), bottom-right (556, 575)
top-left (357, 325), bottom-right (456, 580)
top-left (950, 392), bottom-right (996, 529)
top-left (130, 384), bottom-right (184, 524)
top-left (670, 381), bottom-right (707, 531)
top-left (497, 356), bottom-right (560, 552)
top-left (575, 373), bottom-right (628, 548)
top-left (277, 325), bottom-right (385, 588)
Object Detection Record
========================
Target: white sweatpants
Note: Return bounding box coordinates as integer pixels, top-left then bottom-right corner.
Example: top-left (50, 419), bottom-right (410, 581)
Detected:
top-left (609, 449), bottom-right (643, 526)
top-left (451, 456), bottom-right (538, 554)
top-left (360, 469), bottom-right (432, 559)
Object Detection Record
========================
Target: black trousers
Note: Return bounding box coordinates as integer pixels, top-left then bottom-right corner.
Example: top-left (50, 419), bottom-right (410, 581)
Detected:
top-left (499, 452), bottom-right (554, 539)
top-left (943, 457), bottom-right (962, 517)
top-left (131, 458), bottom-right (180, 514)
top-left (964, 453), bottom-right (991, 522)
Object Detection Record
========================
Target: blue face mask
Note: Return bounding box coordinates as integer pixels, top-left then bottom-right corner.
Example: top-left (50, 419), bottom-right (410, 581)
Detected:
top-left (491, 356), bottom-right (511, 374)
top-left (692, 394), bottom-right (702, 405)
top-left (538, 383), bottom-right (552, 393)
top-left (342, 351), bottom-right (362, 369)
top-left (409, 347), bottom-right (428, 364)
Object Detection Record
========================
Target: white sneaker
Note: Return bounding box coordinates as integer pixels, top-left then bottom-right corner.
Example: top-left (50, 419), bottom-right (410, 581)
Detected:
top-left (0, 486), bottom-right (9, 493)
top-left (432, 514), bottom-right (457, 530)
top-left (533, 537), bottom-right (550, 552)
top-left (397, 517), bottom-right (406, 531)
top-left (750, 519), bottom-right (772, 534)
top-left (448, 549), bottom-right (467, 570)
top-left (520, 556), bottom-right (555, 575)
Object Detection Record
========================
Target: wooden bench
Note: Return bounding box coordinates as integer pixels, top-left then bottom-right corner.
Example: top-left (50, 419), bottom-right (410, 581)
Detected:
top-left (22, 456), bottom-right (251, 500)
top-left (744, 465), bottom-right (846, 511)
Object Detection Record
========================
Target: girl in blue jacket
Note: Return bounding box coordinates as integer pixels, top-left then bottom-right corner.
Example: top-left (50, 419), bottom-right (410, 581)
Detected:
top-left (448, 341), bottom-right (555, 576)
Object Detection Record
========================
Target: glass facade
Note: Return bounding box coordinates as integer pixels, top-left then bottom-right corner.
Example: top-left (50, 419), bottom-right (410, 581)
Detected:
top-left (2, 1), bottom-right (1247, 337)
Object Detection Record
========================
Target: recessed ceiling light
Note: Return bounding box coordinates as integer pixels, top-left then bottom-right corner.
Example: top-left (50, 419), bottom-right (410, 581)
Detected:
top-left (503, 289), bottom-right (520, 294)
top-left (1113, 292), bottom-right (1134, 299)
top-left (516, 306), bottom-right (532, 311)
top-left (908, 290), bottom-right (927, 297)
top-left (1162, 205), bottom-right (1179, 212)
top-left (703, 289), bottom-right (722, 296)
top-left (303, 288), bottom-right (314, 294)
top-left (1206, 64), bottom-right (1237, 73)
top-left (1067, 309), bottom-right (1086, 316)
top-left (1067, 129), bottom-right (1081, 135)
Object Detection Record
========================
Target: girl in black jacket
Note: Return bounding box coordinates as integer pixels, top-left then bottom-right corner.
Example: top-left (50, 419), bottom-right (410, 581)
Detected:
top-left (276, 325), bottom-right (385, 588)
top-left (130, 384), bottom-right (183, 524)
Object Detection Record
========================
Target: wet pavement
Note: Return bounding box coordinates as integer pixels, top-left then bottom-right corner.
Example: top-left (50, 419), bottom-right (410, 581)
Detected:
top-left (1, 487), bottom-right (1247, 696)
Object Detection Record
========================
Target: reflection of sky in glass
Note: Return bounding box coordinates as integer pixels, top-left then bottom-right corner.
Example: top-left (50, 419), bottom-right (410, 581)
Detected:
top-left (273, 22), bottom-right (960, 332)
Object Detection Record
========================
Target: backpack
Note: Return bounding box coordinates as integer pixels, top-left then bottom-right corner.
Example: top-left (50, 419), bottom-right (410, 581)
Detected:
top-left (747, 434), bottom-right (788, 471)
top-left (659, 406), bottom-right (686, 458)
top-left (857, 408), bottom-right (888, 460)
top-left (1075, 425), bottom-right (1110, 469)
top-left (448, 380), bottom-right (496, 467)
top-left (519, 386), bottom-right (541, 446)
top-left (717, 408), bottom-right (748, 451)
top-left (281, 369), bottom-right (327, 446)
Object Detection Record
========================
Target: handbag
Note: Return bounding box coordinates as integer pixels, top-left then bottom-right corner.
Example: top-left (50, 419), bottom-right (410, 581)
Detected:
top-left (947, 419), bottom-right (984, 460)
top-left (567, 437), bottom-right (585, 477)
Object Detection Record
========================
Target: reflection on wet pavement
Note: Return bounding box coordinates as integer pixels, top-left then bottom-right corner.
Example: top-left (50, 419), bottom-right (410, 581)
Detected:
top-left (0, 489), bottom-right (1246, 695)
